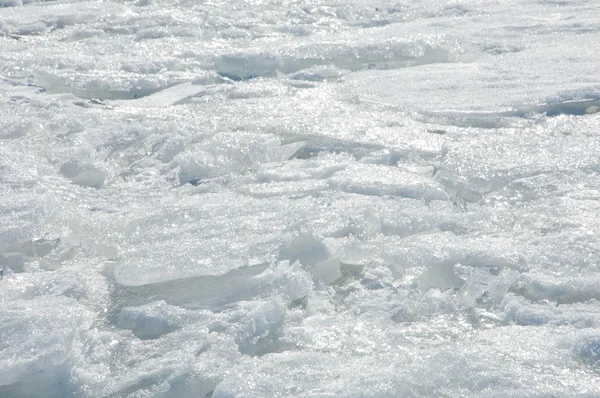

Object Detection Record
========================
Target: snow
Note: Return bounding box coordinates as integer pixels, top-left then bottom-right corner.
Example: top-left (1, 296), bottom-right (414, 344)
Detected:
top-left (1, 0), bottom-right (600, 396)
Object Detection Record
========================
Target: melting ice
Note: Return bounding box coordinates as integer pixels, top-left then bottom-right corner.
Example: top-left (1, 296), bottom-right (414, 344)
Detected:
top-left (1, 0), bottom-right (600, 396)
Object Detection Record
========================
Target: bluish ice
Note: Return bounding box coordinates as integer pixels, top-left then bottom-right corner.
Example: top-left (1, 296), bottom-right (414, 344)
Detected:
top-left (1, 0), bottom-right (600, 396)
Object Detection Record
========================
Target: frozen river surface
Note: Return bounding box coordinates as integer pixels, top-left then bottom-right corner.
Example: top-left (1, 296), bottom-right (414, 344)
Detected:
top-left (1, 0), bottom-right (600, 396)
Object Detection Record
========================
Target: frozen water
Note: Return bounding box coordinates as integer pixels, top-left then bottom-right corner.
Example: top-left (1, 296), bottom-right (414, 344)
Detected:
top-left (1, 0), bottom-right (600, 396)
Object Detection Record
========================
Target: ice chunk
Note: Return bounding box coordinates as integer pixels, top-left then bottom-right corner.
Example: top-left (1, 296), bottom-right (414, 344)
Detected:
top-left (278, 232), bottom-right (341, 284)
top-left (514, 273), bottom-right (600, 304)
top-left (153, 137), bottom-right (185, 163)
top-left (417, 262), bottom-right (465, 292)
top-left (0, 121), bottom-right (41, 140)
top-left (278, 232), bottom-right (328, 268)
top-left (0, 252), bottom-right (29, 272)
top-left (586, 105), bottom-right (599, 114)
top-left (118, 301), bottom-right (185, 340)
top-left (112, 82), bottom-right (206, 108)
top-left (3, 238), bottom-right (59, 258)
top-left (457, 268), bottom-right (517, 309)
top-left (0, 296), bottom-right (91, 387)
top-left (574, 336), bottom-right (600, 365)
top-left (309, 257), bottom-right (342, 285)
top-left (290, 65), bottom-right (348, 82)
top-left (235, 179), bottom-right (329, 199)
top-left (215, 53), bottom-right (280, 81)
top-left (329, 164), bottom-right (449, 201)
top-left (176, 132), bottom-right (284, 184)
top-left (59, 160), bottom-right (106, 188)
top-left (0, 0), bottom-right (22, 7)
top-left (113, 263), bottom-right (270, 302)
top-left (235, 300), bottom-right (286, 356)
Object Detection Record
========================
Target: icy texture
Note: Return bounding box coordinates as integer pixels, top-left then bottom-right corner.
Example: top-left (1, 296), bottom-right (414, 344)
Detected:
top-left (1, 0), bottom-right (600, 396)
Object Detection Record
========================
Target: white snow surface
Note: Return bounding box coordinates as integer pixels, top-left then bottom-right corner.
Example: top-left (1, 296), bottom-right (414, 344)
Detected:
top-left (1, 0), bottom-right (600, 396)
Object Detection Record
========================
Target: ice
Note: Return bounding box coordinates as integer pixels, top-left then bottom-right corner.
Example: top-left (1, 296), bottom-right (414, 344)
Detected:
top-left (235, 299), bottom-right (287, 356)
top-left (59, 160), bottom-right (107, 188)
top-left (176, 131), bottom-right (291, 185)
top-left (2, 0), bottom-right (600, 396)
top-left (110, 82), bottom-right (206, 108)
top-left (329, 163), bottom-right (449, 200)
top-left (278, 232), bottom-right (341, 284)
top-left (118, 300), bottom-right (191, 340)
top-left (574, 335), bottom-right (600, 366)
top-left (0, 296), bottom-right (92, 390)
top-left (0, 0), bottom-right (22, 7)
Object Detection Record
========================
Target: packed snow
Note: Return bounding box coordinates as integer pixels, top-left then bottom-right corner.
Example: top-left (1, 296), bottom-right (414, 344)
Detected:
top-left (1, 0), bottom-right (600, 396)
